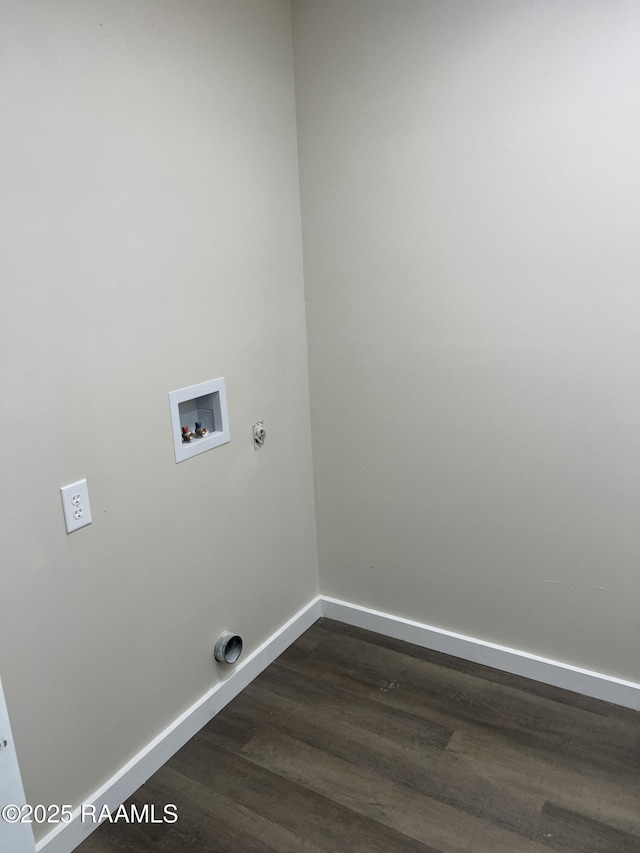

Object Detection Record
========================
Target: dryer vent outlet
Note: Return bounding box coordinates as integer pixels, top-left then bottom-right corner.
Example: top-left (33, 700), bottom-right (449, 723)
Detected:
top-left (214, 632), bottom-right (243, 665)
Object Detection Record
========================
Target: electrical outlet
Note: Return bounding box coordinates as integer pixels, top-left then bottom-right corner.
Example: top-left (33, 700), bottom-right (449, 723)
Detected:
top-left (253, 420), bottom-right (266, 450)
top-left (61, 479), bottom-right (92, 533)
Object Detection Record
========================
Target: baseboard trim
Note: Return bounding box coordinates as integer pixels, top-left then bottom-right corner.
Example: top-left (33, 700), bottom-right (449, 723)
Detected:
top-left (37, 596), bottom-right (323, 853)
top-left (320, 596), bottom-right (640, 711)
top-left (38, 592), bottom-right (640, 852)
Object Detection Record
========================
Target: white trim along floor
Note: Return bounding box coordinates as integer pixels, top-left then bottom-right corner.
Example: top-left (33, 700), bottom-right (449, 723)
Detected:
top-left (37, 595), bottom-right (640, 853)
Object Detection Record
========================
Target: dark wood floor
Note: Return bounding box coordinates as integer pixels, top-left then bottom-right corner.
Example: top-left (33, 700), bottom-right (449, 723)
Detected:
top-left (77, 618), bottom-right (640, 853)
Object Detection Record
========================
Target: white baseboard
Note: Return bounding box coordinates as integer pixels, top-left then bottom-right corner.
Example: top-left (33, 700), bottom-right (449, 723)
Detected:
top-left (38, 592), bottom-right (640, 853)
top-left (321, 596), bottom-right (640, 711)
top-left (37, 596), bottom-right (323, 853)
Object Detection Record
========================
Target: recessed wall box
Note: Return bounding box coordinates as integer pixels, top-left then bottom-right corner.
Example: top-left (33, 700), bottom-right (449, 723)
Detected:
top-left (169, 377), bottom-right (230, 463)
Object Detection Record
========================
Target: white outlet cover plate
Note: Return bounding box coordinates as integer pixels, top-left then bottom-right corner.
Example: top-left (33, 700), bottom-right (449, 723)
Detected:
top-left (60, 479), bottom-right (92, 533)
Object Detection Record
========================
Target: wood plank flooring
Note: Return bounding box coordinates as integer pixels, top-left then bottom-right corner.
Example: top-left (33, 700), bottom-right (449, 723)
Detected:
top-left (76, 618), bottom-right (640, 853)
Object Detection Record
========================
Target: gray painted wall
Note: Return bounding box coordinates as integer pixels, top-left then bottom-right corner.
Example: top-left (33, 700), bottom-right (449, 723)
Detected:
top-left (4, 0), bottom-right (640, 838)
top-left (0, 1), bottom-right (318, 838)
top-left (293, 0), bottom-right (640, 680)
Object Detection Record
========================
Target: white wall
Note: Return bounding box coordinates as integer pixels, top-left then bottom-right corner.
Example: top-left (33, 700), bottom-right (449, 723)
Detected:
top-left (4, 0), bottom-right (640, 835)
top-left (0, 1), bottom-right (317, 839)
top-left (293, 0), bottom-right (640, 681)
